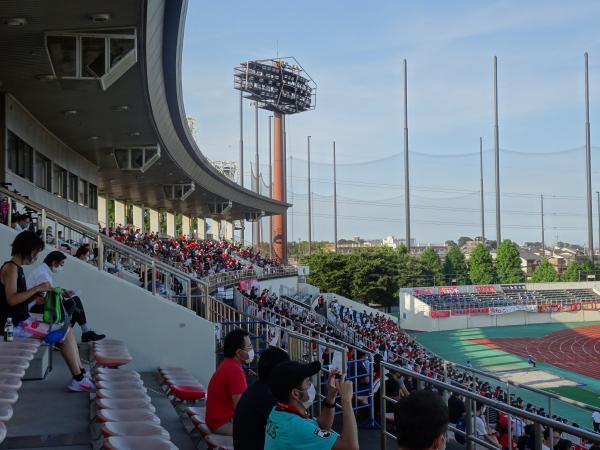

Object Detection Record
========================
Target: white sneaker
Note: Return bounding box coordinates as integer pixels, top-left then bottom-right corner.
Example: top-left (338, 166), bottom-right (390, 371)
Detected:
top-left (67, 376), bottom-right (96, 393)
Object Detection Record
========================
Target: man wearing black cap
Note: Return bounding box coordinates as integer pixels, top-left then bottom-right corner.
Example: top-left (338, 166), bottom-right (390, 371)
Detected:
top-left (265, 360), bottom-right (359, 450)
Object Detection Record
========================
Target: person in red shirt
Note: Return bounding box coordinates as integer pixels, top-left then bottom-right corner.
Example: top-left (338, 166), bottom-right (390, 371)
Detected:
top-left (206, 328), bottom-right (253, 435)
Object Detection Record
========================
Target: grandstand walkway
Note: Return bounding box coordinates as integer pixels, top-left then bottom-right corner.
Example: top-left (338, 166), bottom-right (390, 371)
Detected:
top-left (0, 349), bottom-right (90, 450)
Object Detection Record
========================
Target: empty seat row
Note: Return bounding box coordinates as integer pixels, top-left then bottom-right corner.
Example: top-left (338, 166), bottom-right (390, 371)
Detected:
top-left (185, 406), bottom-right (233, 450)
top-left (0, 337), bottom-right (42, 443)
top-left (91, 341), bottom-right (179, 450)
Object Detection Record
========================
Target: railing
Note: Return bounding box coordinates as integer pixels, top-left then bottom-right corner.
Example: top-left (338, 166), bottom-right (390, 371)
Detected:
top-left (380, 361), bottom-right (600, 450)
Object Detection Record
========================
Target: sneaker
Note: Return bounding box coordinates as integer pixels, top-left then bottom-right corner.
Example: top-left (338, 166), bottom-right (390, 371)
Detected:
top-left (81, 331), bottom-right (106, 342)
top-left (67, 377), bottom-right (96, 393)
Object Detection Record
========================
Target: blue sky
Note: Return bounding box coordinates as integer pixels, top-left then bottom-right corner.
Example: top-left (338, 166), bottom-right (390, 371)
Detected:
top-left (182, 0), bottom-right (600, 246)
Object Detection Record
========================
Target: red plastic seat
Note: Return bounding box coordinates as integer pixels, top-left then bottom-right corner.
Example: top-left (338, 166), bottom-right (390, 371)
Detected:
top-left (104, 436), bottom-right (177, 450)
top-left (170, 385), bottom-right (206, 401)
top-left (101, 421), bottom-right (170, 439)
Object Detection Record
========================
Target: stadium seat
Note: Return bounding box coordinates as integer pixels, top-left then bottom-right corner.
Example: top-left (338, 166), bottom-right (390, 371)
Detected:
top-left (101, 421), bottom-right (170, 439)
top-left (104, 436), bottom-right (178, 450)
top-left (96, 379), bottom-right (145, 390)
top-left (94, 353), bottom-right (133, 368)
top-left (0, 349), bottom-right (35, 360)
top-left (97, 389), bottom-right (151, 401)
top-left (169, 384), bottom-right (205, 402)
top-left (0, 389), bottom-right (18, 404)
top-left (95, 372), bottom-right (142, 382)
top-left (95, 367), bottom-right (139, 376)
top-left (96, 408), bottom-right (161, 424)
top-left (96, 398), bottom-right (155, 412)
top-left (195, 423), bottom-right (234, 450)
top-left (0, 357), bottom-right (29, 369)
top-left (0, 366), bottom-right (25, 378)
top-left (0, 376), bottom-right (22, 390)
top-left (0, 403), bottom-right (13, 422)
top-left (185, 406), bottom-right (205, 418)
top-left (0, 422), bottom-right (5, 444)
top-left (190, 413), bottom-right (205, 426)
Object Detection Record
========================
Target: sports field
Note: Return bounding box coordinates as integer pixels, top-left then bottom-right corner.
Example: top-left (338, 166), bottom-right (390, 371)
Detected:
top-left (416, 322), bottom-right (600, 428)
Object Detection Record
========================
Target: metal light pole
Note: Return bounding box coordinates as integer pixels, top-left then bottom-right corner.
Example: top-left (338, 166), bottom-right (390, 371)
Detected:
top-left (403, 59), bottom-right (411, 251)
top-left (307, 136), bottom-right (312, 255)
top-left (269, 116), bottom-right (273, 258)
top-left (541, 194), bottom-right (545, 257)
top-left (597, 191), bottom-right (600, 260)
top-left (479, 137), bottom-right (485, 241)
top-left (585, 52), bottom-right (594, 262)
top-left (239, 90), bottom-right (245, 243)
top-left (253, 102), bottom-right (260, 248)
top-left (494, 56), bottom-right (501, 245)
top-left (333, 140), bottom-right (338, 252)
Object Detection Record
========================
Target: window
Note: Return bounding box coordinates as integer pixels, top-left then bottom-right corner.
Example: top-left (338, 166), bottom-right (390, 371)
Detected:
top-left (68, 172), bottom-right (78, 202)
top-left (7, 130), bottom-right (33, 182)
top-left (46, 35), bottom-right (76, 77)
top-left (78, 178), bottom-right (88, 206)
top-left (110, 38), bottom-right (134, 68)
top-left (53, 164), bottom-right (68, 197)
top-left (81, 37), bottom-right (106, 78)
top-left (114, 145), bottom-right (160, 172)
top-left (88, 184), bottom-right (98, 209)
top-left (35, 152), bottom-right (52, 191)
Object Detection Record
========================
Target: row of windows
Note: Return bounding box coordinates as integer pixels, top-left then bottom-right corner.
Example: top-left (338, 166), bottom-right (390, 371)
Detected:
top-left (7, 130), bottom-right (98, 210)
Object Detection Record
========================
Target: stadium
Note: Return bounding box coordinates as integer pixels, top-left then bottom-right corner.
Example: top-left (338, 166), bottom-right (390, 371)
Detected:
top-left (0, 1), bottom-right (598, 450)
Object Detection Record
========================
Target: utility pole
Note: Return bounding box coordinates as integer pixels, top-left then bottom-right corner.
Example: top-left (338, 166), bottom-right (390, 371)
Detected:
top-left (333, 140), bottom-right (338, 252)
top-left (253, 102), bottom-right (260, 249)
top-left (585, 52), bottom-right (594, 262)
top-left (403, 59), bottom-right (411, 251)
top-left (480, 137), bottom-right (485, 241)
top-left (307, 136), bottom-right (312, 255)
top-left (541, 194), bottom-right (545, 257)
top-left (239, 90), bottom-right (245, 243)
top-left (494, 55), bottom-right (501, 245)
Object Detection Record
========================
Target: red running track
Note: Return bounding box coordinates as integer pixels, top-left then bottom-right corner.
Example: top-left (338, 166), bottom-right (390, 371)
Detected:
top-left (469, 324), bottom-right (600, 380)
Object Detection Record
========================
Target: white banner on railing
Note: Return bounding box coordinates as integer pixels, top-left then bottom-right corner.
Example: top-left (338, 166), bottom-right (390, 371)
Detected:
top-left (488, 304), bottom-right (537, 315)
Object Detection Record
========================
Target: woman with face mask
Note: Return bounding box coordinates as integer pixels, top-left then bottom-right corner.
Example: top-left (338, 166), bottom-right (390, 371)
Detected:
top-left (0, 231), bottom-right (95, 392)
top-left (27, 250), bottom-right (105, 343)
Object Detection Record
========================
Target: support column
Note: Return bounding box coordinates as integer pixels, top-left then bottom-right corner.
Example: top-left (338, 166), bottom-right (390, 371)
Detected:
top-left (98, 196), bottom-right (108, 229)
top-left (271, 112), bottom-right (287, 262)
top-left (132, 205), bottom-right (143, 231)
top-left (212, 219), bottom-right (221, 240)
top-left (197, 218), bottom-right (206, 240)
top-left (225, 221), bottom-right (234, 241)
top-left (149, 209), bottom-right (159, 234)
top-left (182, 215), bottom-right (191, 237)
top-left (114, 201), bottom-right (126, 228)
top-left (166, 212), bottom-right (175, 237)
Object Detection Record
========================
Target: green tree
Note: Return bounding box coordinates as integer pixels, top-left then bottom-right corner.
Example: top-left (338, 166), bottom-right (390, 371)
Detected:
top-left (306, 251), bottom-right (353, 299)
top-left (561, 261), bottom-right (585, 282)
top-left (495, 240), bottom-right (525, 283)
top-left (469, 243), bottom-right (495, 284)
top-left (349, 248), bottom-right (399, 308)
top-left (443, 245), bottom-right (469, 284)
top-left (420, 246), bottom-right (444, 285)
top-left (531, 258), bottom-right (559, 282)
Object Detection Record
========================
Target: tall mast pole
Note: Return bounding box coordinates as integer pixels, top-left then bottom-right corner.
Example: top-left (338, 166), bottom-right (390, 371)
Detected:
top-left (239, 90), bottom-right (245, 244)
top-left (269, 116), bottom-right (273, 258)
top-left (333, 140), bottom-right (338, 252)
top-left (541, 194), bottom-right (545, 257)
top-left (307, 136), bottom-right (312, 255)
top-left (403, 59), bottom-right (411, 251)
top-left (585, 52), bottom-right (594, 262)
top-left (494, 55), bottom-right (501, 246)
top-left (253, 102), bottom-right (260, 249)
top-left (480, 137), bottom-right (485, 241)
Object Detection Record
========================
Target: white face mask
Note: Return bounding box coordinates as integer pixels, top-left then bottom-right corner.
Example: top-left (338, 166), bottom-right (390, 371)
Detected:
top-left (245, 348), bottom-right (255, 364)
top-left (301, 383), bottom-right (316, 409)
top-left (51, 265), bottom-right (63, 273)
top-left (86, 255), bottom-right (91, 262)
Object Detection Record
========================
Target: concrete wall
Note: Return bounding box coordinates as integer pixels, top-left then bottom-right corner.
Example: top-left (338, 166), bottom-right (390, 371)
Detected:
top-left (4, 94), bottom-right (98, 226)
top-left (0, 225), bottom-right (215, 383)
top-left (400, 291), bottom-right (600, 332)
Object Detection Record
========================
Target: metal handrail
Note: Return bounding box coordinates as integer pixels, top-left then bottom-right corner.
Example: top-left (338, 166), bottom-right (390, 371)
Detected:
top-left (379, 361), bottom-right (600, 450)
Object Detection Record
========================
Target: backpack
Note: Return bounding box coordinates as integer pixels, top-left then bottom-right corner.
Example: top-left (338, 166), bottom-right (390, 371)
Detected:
top-left (43, 288), bottom-right (64, 324)
top-left (454, 415), bottom-right (467, 444)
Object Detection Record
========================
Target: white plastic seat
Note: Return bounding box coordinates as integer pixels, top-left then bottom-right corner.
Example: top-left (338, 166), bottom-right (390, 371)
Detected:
top-left (0, 357), bottom-right (29, 369)
top-left (0, 366), bottom-right (25, 378)
top-left (96, 398), bottom-right (155, 412)
top-left (104, 436), bottom-right (178, 450)
top-left (0, 402), bottom-right (13, 422)
top-left (97, 408), bottom-right (160, 424)
top-left (95, 367), bottom-right (140, 377)
top-left (0, 421), bottom-right (5, 443)
top-left (0, 375), bottom-right (22, 390)
top-left (97, 389), bottom-right (151, 401)
top-left (96, 372), bottom-right (142, 382)
top-left (96, 379), bottom-right (145, 390)
top-left (0, 348), bottom-right (35, 360)
top-left (101, 421), bottom-right (170, 439)
top-left (0, 389), bottom-right (18, 404)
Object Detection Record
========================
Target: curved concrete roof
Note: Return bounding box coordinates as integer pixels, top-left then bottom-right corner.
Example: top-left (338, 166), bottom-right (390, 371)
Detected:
top-left (0, 0), bottom-right (288, 219)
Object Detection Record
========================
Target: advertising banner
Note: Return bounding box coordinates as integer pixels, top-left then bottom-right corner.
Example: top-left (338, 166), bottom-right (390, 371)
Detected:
top-left (488, 305), bottom-right (537, 315)
top-left (430, 310), bottom-right (451, 318)
top-left (582, 301), bottom-right (600, 311)
top-left (413, 288), bottom-right (433, 296)
top-left (537, 304), bottom-right (561, 313)
top-left (439, 286), bottom-right (459, 295)
top-left (501, 284), bottom-right (526, 292)
top-left (561, 303), bottom-right (582, 312)
top-left (475, 285), bottom-right (497, 294)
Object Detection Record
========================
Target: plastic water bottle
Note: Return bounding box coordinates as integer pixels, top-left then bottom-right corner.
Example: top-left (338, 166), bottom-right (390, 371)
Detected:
top-left (4, 318), bottom-right (13, 342)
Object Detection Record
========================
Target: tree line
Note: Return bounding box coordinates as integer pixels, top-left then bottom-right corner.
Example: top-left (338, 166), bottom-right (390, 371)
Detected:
top-left (304, 240), bottom-right (600, 308)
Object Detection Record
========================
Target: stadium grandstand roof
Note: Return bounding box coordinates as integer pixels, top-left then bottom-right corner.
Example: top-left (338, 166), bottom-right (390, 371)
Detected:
top-left (0, 0), bottom-right (289, 219)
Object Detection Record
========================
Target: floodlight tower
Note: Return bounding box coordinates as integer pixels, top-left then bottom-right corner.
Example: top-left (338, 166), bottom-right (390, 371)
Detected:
top-left (234, 58), bottom-right (316, 262)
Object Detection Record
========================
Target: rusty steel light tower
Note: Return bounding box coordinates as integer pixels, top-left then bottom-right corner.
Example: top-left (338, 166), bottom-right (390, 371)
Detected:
top-left (234, 58), bottom-right (316, 262)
